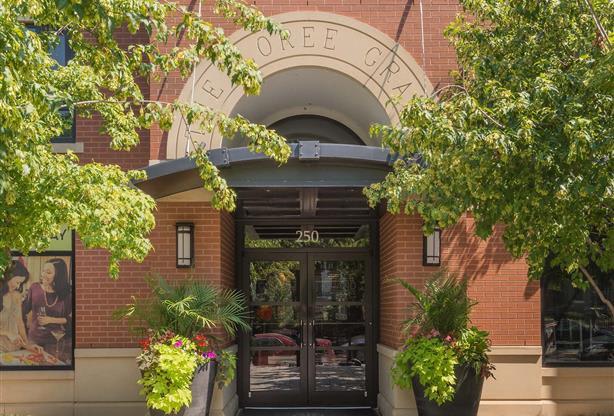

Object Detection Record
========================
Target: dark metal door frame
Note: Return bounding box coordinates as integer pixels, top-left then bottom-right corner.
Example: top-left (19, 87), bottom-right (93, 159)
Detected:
top-left (240, 251), bottom-right (309, 406)
top-left (237, 217), bottom-right (379, 408)
top-left (306, 252), bottom-right (373, 407)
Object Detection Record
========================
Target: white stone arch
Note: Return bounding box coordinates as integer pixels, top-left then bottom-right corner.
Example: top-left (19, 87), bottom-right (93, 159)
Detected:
top-left (166, 11), bottom-right (433, 159)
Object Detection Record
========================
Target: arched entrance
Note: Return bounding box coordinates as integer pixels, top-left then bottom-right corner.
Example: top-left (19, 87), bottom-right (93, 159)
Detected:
top-left (142, 10), bottom-right (432, 411)
top-left (224, 66), bottom-right (391, 147)
top-left (165, 11), bottom-right (433, 159)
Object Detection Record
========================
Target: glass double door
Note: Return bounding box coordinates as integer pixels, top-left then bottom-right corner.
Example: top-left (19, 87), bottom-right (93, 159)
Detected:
top-left (241, 252), bottom-right (373, 407)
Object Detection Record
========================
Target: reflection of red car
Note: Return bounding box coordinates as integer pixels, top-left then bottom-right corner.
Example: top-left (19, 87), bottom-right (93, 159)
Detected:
top-left (252, 333), bottom-right (335, 365)
top-left (253, 333), bottom-right (296, 348)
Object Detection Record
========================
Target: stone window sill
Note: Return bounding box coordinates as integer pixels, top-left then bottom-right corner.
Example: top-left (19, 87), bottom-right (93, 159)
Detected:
top-left (52, 142), bottom-right (84, 153)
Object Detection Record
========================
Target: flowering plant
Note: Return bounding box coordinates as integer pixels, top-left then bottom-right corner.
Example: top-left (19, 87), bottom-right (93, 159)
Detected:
top-left (391, 270), bottom-right (495, 405)
top-left (114, 276), bottom-right (249, 414)
top-left (136, 330), bottom-right (235, 414)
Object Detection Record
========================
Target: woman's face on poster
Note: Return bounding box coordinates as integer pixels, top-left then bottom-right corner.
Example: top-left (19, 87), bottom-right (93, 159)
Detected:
top-left (7, 275), bottom-right (26, 292)
top-left (41, 262), bottom-right (56, 286)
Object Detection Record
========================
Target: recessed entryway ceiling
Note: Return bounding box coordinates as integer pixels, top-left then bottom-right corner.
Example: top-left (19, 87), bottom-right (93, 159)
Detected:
top-left (225, 67), bottom-right (390, 147)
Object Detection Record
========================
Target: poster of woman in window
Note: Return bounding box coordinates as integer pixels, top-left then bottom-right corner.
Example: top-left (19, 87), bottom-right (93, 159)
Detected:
top-left (0, 230), bottom-right (74, 369)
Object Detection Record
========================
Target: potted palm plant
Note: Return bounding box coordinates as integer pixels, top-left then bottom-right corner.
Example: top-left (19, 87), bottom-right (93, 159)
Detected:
top-left (114, 276), bottom-right (249, 416)
top-left (391, 270), bottom-right (495, 416)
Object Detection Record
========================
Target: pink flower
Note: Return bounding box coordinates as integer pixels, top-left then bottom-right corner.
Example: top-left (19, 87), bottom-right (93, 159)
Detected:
top-left (427, 329), bottom-right (440, 339)
top-left (204, 351), bottom-right (217, 359)
top-left (174, 340), bottom-right (183, 348)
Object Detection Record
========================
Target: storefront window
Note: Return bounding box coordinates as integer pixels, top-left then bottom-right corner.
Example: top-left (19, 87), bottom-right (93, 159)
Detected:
top-left (1, 228), bottom-right (75, 370)
top-left (542, 265), bottom-right (614, 365)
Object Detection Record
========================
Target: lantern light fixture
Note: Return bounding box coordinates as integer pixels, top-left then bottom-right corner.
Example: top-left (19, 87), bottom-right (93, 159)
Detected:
top-left (423, 228), bottom-right (441, 266)
top-left (176, 223), bottom-right (194, 268)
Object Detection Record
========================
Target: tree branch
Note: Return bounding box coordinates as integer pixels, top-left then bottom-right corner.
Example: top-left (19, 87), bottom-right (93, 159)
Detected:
top-left (74, 99), bottom-right (172, 106)
top-left (583, 0), bottom-right (611, 50)
top-left (579, 265), bottom-right (614, 318)
top-left (430, 84), bottom-right (467, 98)
top-left (73, 99), bottom-right (202, 154)
top-left (431, 84), bottom-right (505, 129)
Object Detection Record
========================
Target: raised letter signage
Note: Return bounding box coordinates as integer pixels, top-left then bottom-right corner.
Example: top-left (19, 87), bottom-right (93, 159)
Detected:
top-left (167, 12), bottom-right (433, 159)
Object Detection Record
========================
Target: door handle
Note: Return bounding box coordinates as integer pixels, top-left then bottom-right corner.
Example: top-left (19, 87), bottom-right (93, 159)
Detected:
top-left (309, 320), bottom-right (314, 348)
top-left (300, 320), bottom-right (305, 348)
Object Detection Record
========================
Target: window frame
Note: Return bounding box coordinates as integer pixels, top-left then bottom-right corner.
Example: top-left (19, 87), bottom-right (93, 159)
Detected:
top-left (24, 23), bottom-right (76, 144)
top-left (541, 272), bottom-right (614, 368)
top-left (2, 232), bottom-right (76, 371)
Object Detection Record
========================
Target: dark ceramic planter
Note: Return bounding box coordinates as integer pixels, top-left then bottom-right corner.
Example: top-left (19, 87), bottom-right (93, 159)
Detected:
top-left (411, 365), bottom-right (484, 416)
top-left (149, 361), bottom-right (218, 416)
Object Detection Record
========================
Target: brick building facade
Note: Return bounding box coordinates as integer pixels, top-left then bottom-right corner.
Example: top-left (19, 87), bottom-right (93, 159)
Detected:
top-left (1, 2), bottom-right (612, 416)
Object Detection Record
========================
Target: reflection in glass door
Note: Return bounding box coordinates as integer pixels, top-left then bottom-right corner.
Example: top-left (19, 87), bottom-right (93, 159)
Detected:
top-left (242, 252), bottom-right (373, 407)
top-left (310, 258), bottom-right (368, 401)
top-left (246, 255), bottom-right (307, 405)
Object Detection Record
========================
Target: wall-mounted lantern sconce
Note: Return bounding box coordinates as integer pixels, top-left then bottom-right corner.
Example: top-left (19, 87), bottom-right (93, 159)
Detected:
top-left (176, 223), bottom-right (194, 268)
top-left (423, 228), bottom-right (441, 266)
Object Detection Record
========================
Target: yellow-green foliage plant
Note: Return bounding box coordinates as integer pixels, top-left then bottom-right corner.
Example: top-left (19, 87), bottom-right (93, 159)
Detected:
top-left (391, 270), bottom-right (495, 404)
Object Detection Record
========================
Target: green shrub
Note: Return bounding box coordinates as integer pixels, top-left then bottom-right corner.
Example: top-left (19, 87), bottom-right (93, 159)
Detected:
top-left (115, 276), bottom-right (249, 415)
top-left (139, 336), bottom-right (201, 414)
top-left (392, 336), bottom-right (458, 404)
top-left (114, 275), bottom-right (250, 338)
top-left (391, 269), bottom-right (494, 404)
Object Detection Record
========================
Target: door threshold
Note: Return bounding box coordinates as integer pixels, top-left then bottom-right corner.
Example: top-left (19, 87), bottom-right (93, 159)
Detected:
top-left (239, 408), bottom-right (379, 416)
top-left (244, 407), bottom-right (373, 410)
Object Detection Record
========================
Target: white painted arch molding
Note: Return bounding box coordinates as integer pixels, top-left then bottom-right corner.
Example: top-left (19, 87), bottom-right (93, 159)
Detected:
top-left (166, 11), bottom-right (434, 159)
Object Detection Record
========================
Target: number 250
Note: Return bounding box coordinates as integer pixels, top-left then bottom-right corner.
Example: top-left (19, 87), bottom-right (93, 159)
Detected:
top-left (295, 230), bottom-right (319, 242)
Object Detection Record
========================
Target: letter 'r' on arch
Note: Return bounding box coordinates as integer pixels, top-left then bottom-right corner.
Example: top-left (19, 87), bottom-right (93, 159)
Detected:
top-left (166, 11), bottom-right (433, 159)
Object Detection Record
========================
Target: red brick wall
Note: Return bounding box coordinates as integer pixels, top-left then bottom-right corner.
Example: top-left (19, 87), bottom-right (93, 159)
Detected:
top-left (378, 212), bottom-right (540, 348)
top-left (77, 206), bottom-right (540, 349)
top-left (220, 211), bottom-right (236, 290)
top-left (75, 202), bottom-right (234, 348)
top-left (75, 1), bottom-right (537, 350)
top-left (149, 0), bottom-right (461, 160)
top-left (77, 27), bottom-right (151, 171)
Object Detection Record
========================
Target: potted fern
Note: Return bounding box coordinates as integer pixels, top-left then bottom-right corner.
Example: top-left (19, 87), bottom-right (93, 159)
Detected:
top-left (391, 270), bottom-right (495, 416)
top-left (115, 276), bottom-right (249, 416)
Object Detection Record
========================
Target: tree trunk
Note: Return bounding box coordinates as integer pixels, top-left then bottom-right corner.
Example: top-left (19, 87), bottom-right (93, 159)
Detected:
top-left (579, 265), bottom-right (614, 318)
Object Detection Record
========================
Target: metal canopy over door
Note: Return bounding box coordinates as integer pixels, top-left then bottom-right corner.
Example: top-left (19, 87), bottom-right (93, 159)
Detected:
top-left (241, 251), bottom-right (373, 407)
